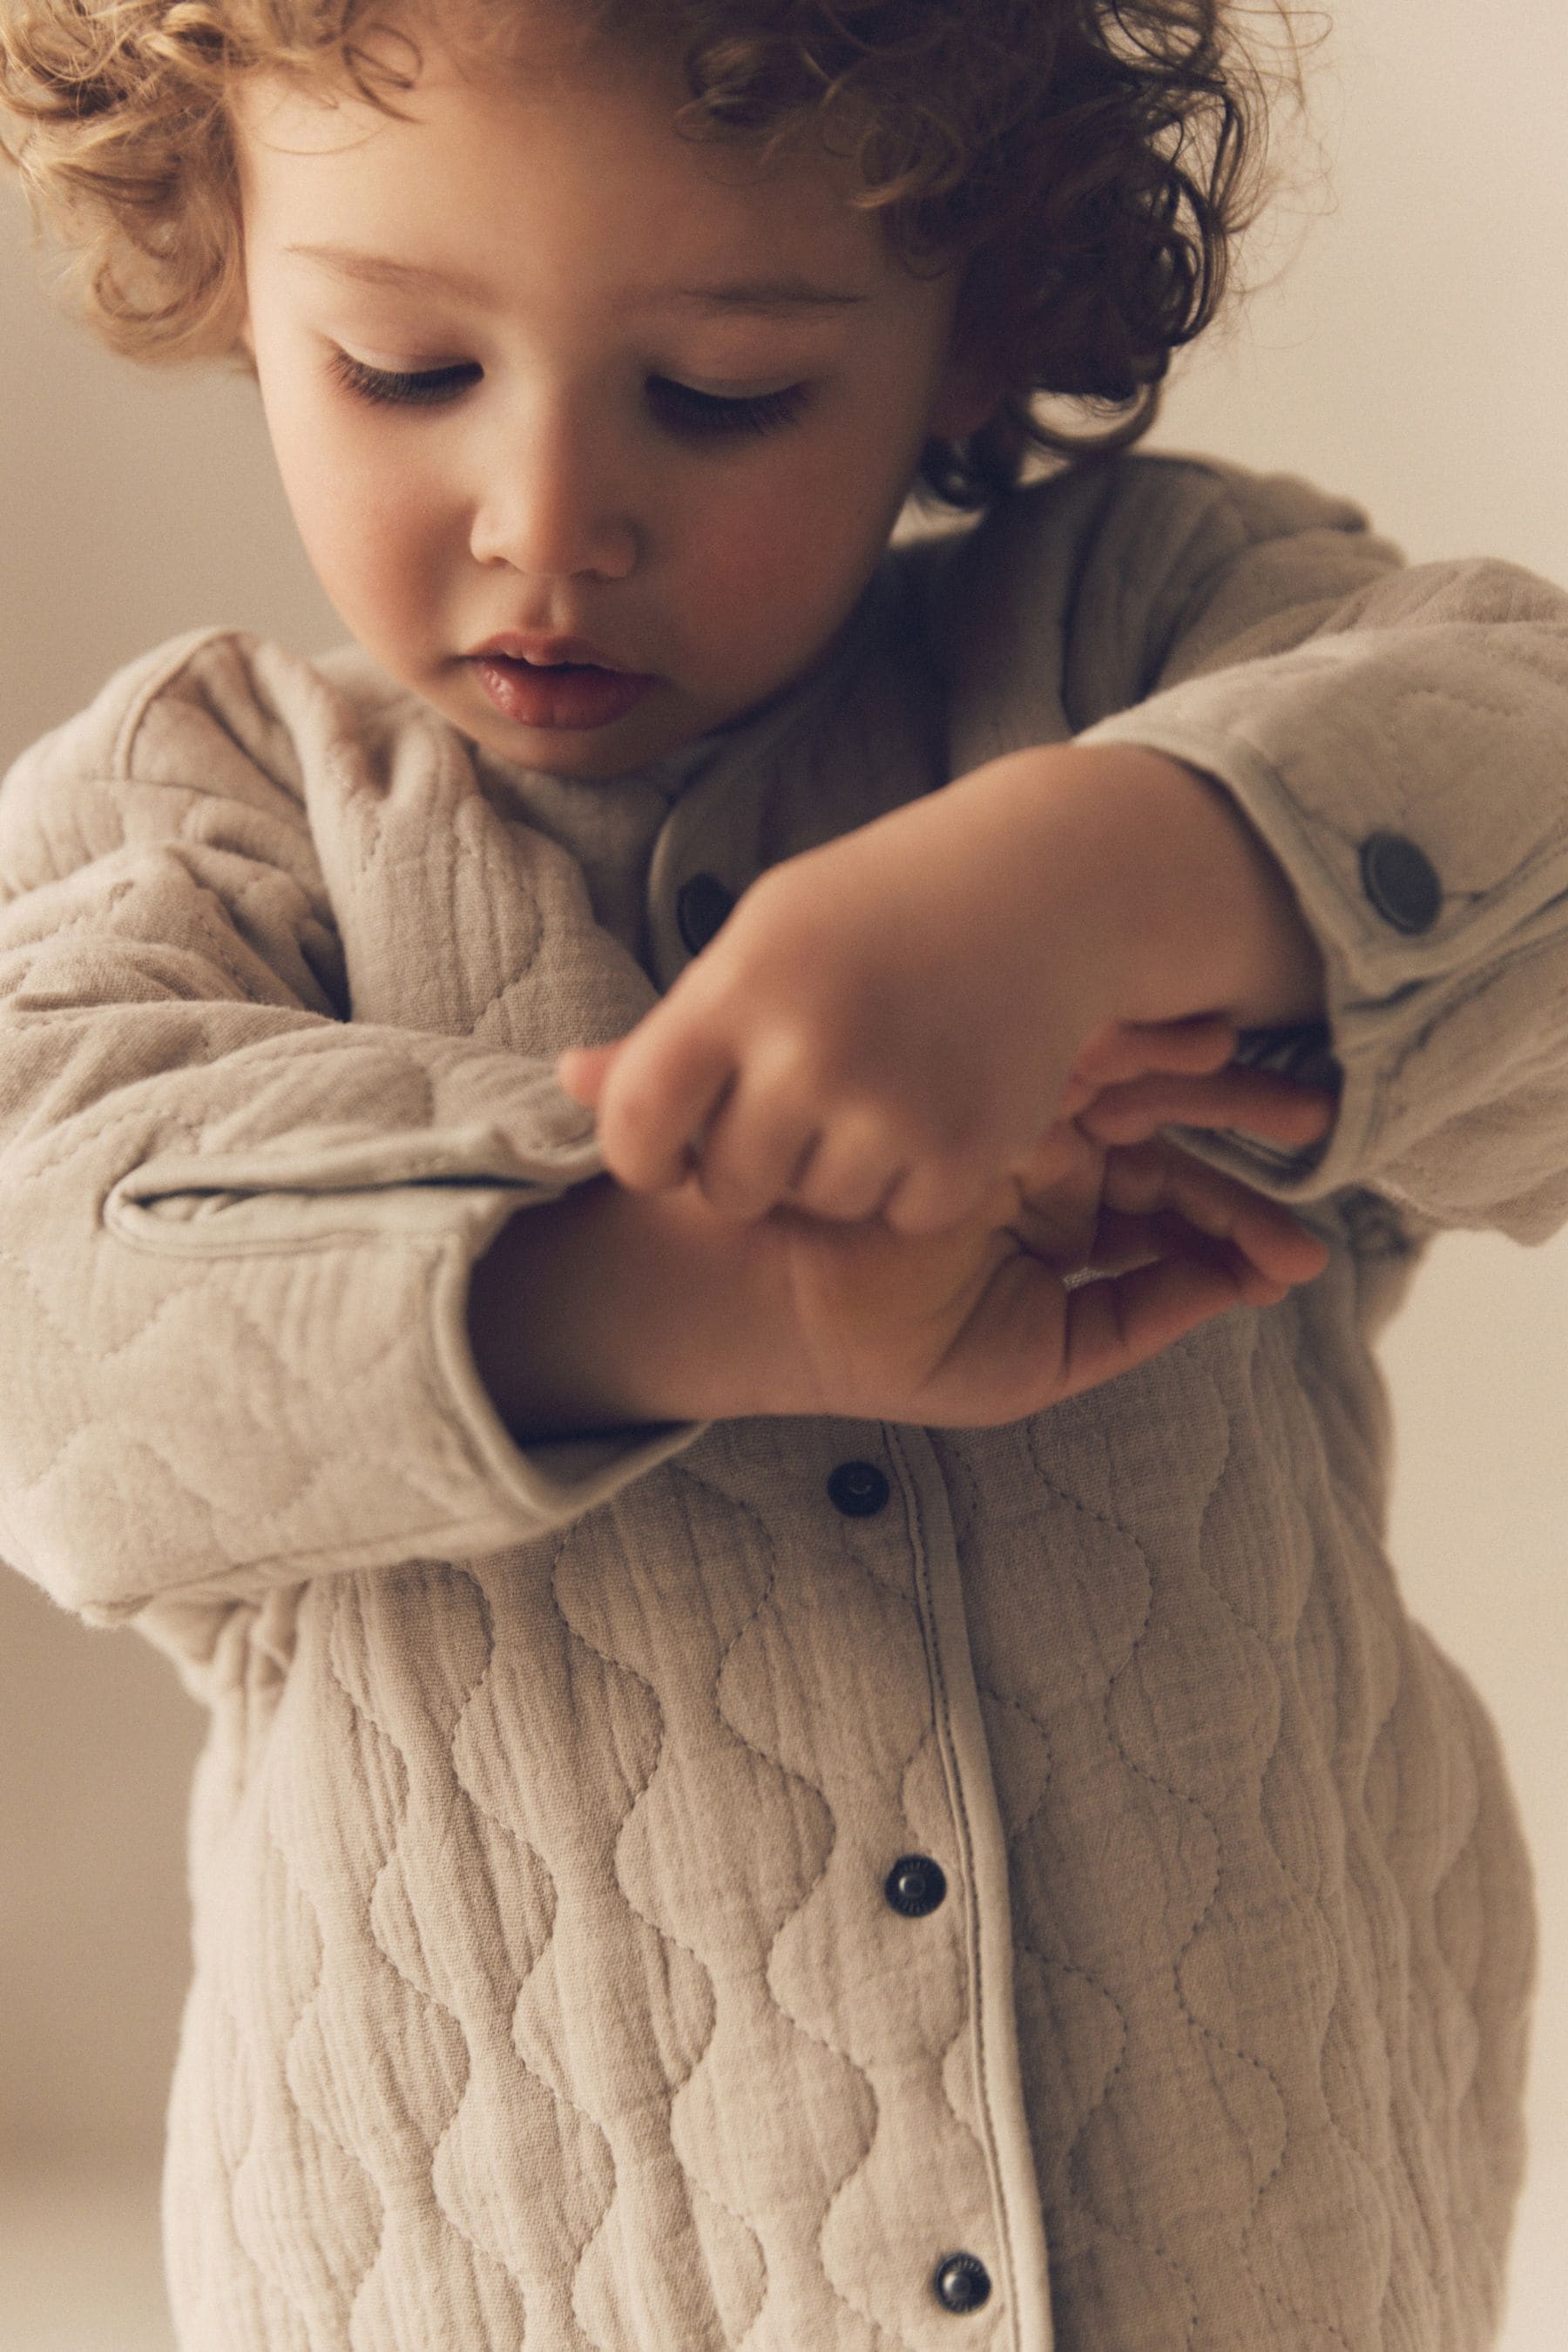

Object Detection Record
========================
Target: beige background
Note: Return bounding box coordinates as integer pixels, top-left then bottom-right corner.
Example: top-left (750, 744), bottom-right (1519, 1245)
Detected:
top-left (2, 1), bottom-right (1565, 2344)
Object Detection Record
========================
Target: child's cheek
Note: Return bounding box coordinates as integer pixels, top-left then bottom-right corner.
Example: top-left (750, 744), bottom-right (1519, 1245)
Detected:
top-left (283, 425), bottom-right (451, 666)
top-left (681, 453), bottom-right (901, 701)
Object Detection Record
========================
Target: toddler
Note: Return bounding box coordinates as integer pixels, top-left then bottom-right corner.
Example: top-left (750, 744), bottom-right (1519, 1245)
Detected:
top-left (2, 3), bottom-right (1565, 2348)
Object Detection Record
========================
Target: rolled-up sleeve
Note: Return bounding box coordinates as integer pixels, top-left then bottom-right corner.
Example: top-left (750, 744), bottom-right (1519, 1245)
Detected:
top-left (0, 630), bottom-right (701, 1626)
top-left (1063, 459), bottom-right (1568, 1240)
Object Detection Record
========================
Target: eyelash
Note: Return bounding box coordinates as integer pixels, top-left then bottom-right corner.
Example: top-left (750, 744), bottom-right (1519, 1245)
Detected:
top-left (646, 378), bottom-right (808, 439)
top-left (329, 353), bottom-right (479, 407)
top-left (328, 351), bottom-right (808, 439)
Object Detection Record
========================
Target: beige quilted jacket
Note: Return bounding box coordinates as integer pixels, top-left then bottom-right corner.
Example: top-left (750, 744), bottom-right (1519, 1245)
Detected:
top-left (3, 454), bottom-right (1563, 2352)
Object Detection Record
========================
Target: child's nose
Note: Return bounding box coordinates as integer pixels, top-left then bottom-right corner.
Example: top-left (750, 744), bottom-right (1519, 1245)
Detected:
top-left (469, 406), bottom-right (639, 584)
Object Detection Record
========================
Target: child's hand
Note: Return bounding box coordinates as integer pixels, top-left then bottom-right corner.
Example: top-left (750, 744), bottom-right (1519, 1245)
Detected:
top-left (563, 1005), bottom-right (1338, 1224)
top-left (558, 746), bottom-right (1329, 1236)
top-left (1061, 1018), bottom-right (1339, 1156)
top-left (558, 768), bottom-right (1098, 1234)
top-left (761, 1123), bottom-right (1329, 1428)
top-left (470, 1105), bottom-right (1331, 1443)
top-left (475, 1032), bottom-right (1334, 1438)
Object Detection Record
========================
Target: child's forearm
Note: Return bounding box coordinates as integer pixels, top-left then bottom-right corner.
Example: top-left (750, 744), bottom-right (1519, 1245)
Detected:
top-left (466, 1081), bottom-right (1332, 1446)
top-left (465, 1175), bottom-right (795, 1440)
top-left (564, 740), bottom-right (1328, 1240)
top-left (997, 744), bottom-right (1328, 1035)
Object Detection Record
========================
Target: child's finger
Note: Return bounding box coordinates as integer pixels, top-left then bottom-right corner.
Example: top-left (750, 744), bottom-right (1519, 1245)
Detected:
top-left (933, 1232), bottom-right (1294, 1425)
top-left (880, 1152), bottom-right (1014, 1239)
top-left (1087, 1208), bottom-right (1295, 1308)
top-left (1051, 1165), bottom-right (1333, 1399)
top-left (896, 1160), bottom-right (1327, 1429)
top-left (594, 1015), bottom-right (739, 1191)
top-left (1069, 1014), bottom-right (1238, 1095)
top-left (555, 1038), bottom-right (625, 1105)
top-left (687, 1071), bottom-right (824, 1223)
top-left (1010, 1119), bottom-right (1098, 1197)
top-left (1053, 1249), bottom-right (1287, 1399)
top-left (783, 1110), bottom-right (909, 1224)
top-left (1095, 1140), bottom-right (1330, 1288)
top-left (1078, 1068), bottom-right (1339, 1151)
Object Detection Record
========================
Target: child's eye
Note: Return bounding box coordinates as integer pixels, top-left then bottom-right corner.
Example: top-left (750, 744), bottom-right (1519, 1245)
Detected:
top-left (647, 377), bottom-right (808, 441)
top-left (329, 352), bottom-right (482, 408)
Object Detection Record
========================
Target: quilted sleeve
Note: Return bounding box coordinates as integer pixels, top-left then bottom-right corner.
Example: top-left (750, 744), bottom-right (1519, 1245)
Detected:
top-left (0, 630), bottom-right (700, 1629)
top-left (1062, 456), bottom-right (1568, 1242)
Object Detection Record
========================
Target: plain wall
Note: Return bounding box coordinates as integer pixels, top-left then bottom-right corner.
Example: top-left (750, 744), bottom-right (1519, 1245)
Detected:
top-left (2, 0), bottom-right (1565, 2344)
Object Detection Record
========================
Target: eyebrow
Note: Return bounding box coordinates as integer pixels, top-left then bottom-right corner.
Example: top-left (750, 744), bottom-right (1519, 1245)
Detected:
top-left (283, 242), bottom-right (869, 315)
top-left (655, 280), bottom-right (869, 317)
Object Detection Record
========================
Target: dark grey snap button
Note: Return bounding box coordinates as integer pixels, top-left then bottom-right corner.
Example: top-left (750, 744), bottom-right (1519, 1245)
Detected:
top-left (934, 2254), bottom-right (991, 2313)
top-left (677, 872), bottom-right (735, 955)
top-left (1358, 831), bottom-right (1442, 935)
top-left (827, 1460), bottom-right (889, 1517)
top-left (885, 1854), bottom-right (947, 1917)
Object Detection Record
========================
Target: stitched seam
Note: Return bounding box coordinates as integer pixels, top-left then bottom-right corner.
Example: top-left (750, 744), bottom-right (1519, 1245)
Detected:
top-left (546, 1514), bottom-right (750, 2352)
top-left (1232, 1345), bottom-right (1391, 2352)
top-left (666, 1462), bottom-right (898, 2351)
top-left (1393, 1637), bottom-right (1487, 2335)
top-left (1439, 1691), bottom-right (1524, 2337)
top-left (264, 1770), bottom-right (389, 2346)
top-left (1363, 1689), bottom-right (1428, 2352)
top-left (426, 1563), bottom-right (578, 2336)
top-left (320, 1584), bottom-right (532, 2342)
top-left (443, 814), bottom-right (545, 1029)
top-left (1018, 1433), bottom-right (1204, 2345)
top-left (213, 1947), bottom-right (316, 2345)
top-left (1176, 1348), bottom-right (1356, 2352)
top-left (0, 1226), bottom-right (196, 1364)
top-left (689, 2179), bottom-right (770, 2351)
top-left (0, 1232), bottom-right (464, 1572)
top-left (112, 628), bottom-right (243, 775)
top-left (1290, 1324), bottom-right (1424, 2352)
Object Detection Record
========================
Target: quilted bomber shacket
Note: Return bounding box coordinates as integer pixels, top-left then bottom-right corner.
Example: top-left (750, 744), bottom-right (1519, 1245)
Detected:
top-left (1, 454), bottom-right (1564, 2352)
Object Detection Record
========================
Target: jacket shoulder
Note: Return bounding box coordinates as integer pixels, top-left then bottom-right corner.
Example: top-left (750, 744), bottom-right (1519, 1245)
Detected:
top-left (0, 627), bottom-right (366, 810)
top-left (897, 453), bottom-right (1403, 753)
top-left (899, 452), bottom-right (1376, 611)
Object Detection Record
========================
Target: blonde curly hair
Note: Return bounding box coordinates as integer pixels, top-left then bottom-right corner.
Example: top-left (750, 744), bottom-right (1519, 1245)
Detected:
top-left (0, 0), bottom-right (1293, 506)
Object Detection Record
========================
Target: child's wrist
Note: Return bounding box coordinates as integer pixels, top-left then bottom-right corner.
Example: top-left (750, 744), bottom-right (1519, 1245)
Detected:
top-left (1004, 743), bottom-right (1327, 1034)
top-left (466, 1175), bottom-right (799, 1440)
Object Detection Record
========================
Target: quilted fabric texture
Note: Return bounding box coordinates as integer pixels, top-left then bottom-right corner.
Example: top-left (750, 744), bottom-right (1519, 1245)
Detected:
top-left (0, 455), bottom-right (1559, 2349)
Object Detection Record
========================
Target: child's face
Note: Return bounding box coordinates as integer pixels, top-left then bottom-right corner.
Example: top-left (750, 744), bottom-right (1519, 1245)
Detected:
top-left (235, 24), bottom-right (987, 776)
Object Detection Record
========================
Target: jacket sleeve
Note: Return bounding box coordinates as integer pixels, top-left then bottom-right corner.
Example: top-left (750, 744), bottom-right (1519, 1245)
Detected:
top-left (0, 629), bottom-right (701, 1629)
top-left (1046, 455), bottom-right (1568, 1243)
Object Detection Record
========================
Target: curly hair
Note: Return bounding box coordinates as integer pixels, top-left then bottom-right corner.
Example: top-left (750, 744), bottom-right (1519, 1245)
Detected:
top-left (0, 0), bottom-right (1296, 506)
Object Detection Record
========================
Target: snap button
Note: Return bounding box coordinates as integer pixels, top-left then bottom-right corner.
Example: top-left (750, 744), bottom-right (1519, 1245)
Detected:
top-left (1358, 831), bottom-right (1441, 935)
top-left (934, 2253), bottom-right (991, 2313)
top-left (827, 1460), bottom-right (889, 1517)
top-left (677, 872), bottom-right (735, 955)
top-left (885, 1854), bottom-right (947, 1917)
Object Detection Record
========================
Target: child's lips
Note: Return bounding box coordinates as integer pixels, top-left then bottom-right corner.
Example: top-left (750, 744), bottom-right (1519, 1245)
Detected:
top-left (464, 637), bottom-right (659, 732)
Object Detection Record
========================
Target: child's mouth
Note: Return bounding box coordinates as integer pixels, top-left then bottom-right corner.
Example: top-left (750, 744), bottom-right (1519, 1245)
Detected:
top-left (468, 652), bottom-right (659, 733)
